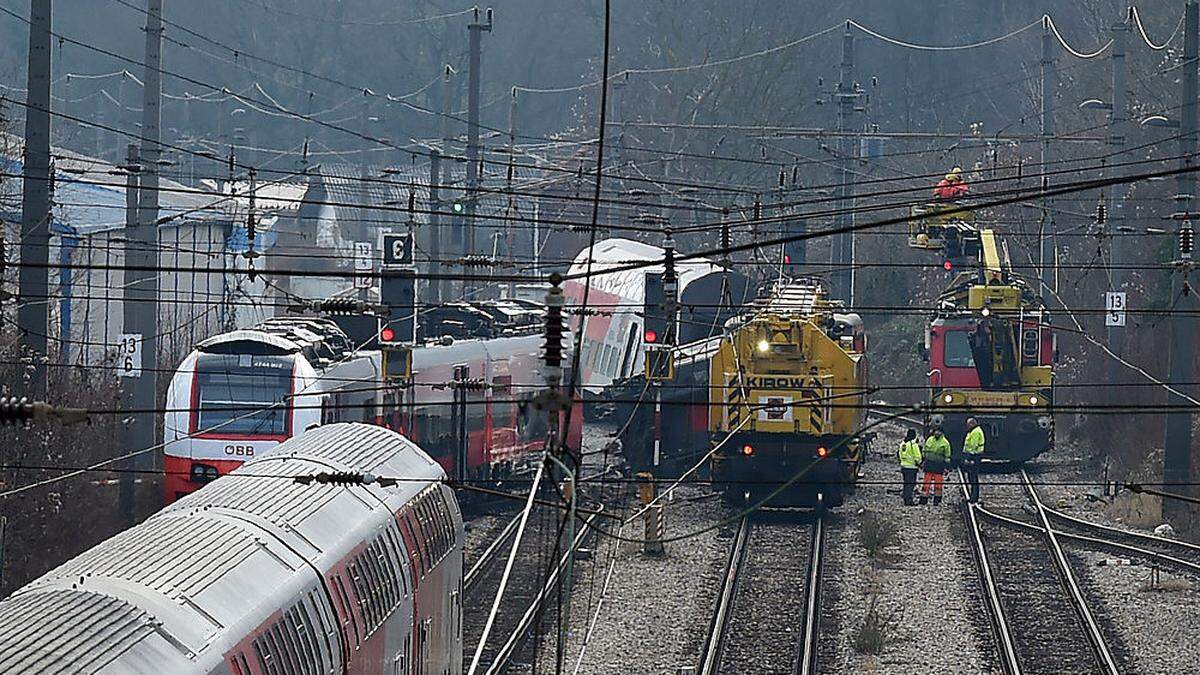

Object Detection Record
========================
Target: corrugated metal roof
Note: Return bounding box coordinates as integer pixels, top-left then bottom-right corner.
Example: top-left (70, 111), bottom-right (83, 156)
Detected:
top-left (0, 134), bottom-right (227, 235)
top-left (27, 516), bottom-right (258, 600)
top-left (0, 589), bottom-right (156, 674)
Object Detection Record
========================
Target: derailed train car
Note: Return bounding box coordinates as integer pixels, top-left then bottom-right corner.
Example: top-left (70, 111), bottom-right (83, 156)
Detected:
top-left (614, 279), bottom-right (869, 507)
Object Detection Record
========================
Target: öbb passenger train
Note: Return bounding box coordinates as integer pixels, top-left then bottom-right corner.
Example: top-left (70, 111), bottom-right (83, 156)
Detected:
top-left (0, 423), bottom-right (462, 674)
top-left (164, 311), bottom-right (580, 502)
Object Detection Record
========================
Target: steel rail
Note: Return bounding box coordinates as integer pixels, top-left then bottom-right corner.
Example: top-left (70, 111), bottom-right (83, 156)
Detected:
top-left (1020, 470), bottom-right (1121, 675)
top-left (481, 510), bottom-right (600, 675)
top-left (958, 470), bottom-right (1023, 675)
top-left (797, 514), bottom-right (825, 675)
top-left (465, 511), bottom-right (524, 594)
top-left (1039, 497), bottom-right (1200, 562)
top-left (699, 515), bottom-right (750, 675)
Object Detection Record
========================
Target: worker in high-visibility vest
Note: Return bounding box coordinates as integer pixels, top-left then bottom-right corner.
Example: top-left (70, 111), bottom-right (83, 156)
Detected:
top-left (919, 426), bottom-right (952, 505)
top-left (898, 428), bottom-right (923, 506)
top-left (963, 417), bottom-right (986, 503)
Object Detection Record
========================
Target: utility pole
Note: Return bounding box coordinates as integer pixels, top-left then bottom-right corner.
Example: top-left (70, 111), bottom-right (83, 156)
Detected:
top-left (464, 7), bottom-right (492, 294)
top-left (440, 63), bottom-right (456, 301)
top-left (1106, 10), bottom-right (1132, 394)
top-left (505, 87), bottom-right (517, 299)
top-left (1163, 0), bottom-right (1199, 528)
top-left (429, 149), bottom-right (443, 306)
top-left (830, 21), bottom-right (857, 305)
top-left (17, 0), bottom-right (53, 395)
top-left (118, 143), bottom-right (141, 526)
top-left (122, 0), bottom-right (164, 521)
top-left (1039, 18), bottom-right (1058, 302)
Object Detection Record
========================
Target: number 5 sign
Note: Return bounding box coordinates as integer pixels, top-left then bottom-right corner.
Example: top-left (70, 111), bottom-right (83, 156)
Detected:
top-left (116, 333), bottom-right (143, 378)
top-left (1105, 291), bottom-right (1126, 327)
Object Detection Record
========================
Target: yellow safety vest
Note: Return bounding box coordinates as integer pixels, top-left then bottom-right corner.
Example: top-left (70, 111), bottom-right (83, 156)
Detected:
top-left (898, 440), bottom-right (922, 469)
top-left (924, 435), bottom-right (951, 464)
top-left (964, 425), bottom-right (985, 455)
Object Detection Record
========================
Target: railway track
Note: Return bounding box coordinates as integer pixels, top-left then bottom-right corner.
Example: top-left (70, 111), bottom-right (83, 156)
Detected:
top-left (700, 512), bottom-right (825, 675)
top-left (963, 470), bottom-right (1122, 675)
top-left (463, 504), bottom-right (600, 675)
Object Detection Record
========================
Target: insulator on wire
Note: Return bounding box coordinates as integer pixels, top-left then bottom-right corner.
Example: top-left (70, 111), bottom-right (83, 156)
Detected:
top-left (0, 397), bottom-right (34, 427)
top-left (1181, 224), bottom-right (1195, 257)
top-left (293, 471), bottom-right (397, 487)
top-left (0, 397), bottom-right (87, 426)
top-left (543, 274), bottom-right (565, 376)
top-left (1095, 202), bottom-right (1107, 227)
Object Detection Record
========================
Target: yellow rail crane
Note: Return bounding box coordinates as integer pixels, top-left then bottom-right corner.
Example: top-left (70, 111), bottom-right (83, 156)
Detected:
top-left (909, 203), bottom-right (1055, 462)
top-left (709, 280), bottom-right (868, 507)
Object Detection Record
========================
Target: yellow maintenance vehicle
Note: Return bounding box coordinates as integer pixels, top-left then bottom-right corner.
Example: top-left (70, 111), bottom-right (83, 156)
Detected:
top-left (709, 279), bottom-right (868, 506)
top-left (909, 202), bottom-right (1055, 462)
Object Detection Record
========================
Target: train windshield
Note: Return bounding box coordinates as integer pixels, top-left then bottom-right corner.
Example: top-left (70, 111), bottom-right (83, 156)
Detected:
top-left (943, 330), bottom-right (976, 368)
top-left (194, 354), bottom-right (294, 436)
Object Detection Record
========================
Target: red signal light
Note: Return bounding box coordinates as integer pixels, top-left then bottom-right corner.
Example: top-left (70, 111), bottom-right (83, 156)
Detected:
top-left (741, 444), bottom-right (754, 456)
top-left (644, 329), bottom-right (658, 343)
top-left (380, 326), bottom-right (397, 342)
top-left (784, 254), bottom-right (791, 264)
top-left (943, 260), bottom-right (953, 271)
top-left (816, 446), bottom-right (828, 458)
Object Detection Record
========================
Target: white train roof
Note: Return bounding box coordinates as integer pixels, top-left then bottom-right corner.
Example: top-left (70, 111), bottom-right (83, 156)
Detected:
top-left (566, 238), bottom-right (725, 304)
top-left (0, 423), bottom-right (447, 673)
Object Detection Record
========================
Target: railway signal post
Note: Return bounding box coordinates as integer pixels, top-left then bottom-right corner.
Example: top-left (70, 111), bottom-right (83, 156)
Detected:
top-left (380, 231), bottom-right (416, 438)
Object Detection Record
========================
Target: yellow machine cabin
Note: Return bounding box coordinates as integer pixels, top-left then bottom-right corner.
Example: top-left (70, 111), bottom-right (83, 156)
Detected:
top-left (709, 280), bottom-right (868, 507)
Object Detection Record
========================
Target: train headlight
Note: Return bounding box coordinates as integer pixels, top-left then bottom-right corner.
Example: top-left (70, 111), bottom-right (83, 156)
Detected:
top-left (190, 463), bottom-right (220, 484)
top-left (741, 444), bottom-right (754, 456)
top-left (1028, 394), bottom-right (1039, 405)
top-left (981, 307), bottom-right (991, 317)
top-left (757, 339), bottom-right (770, 353)
top-left (942, 393), bottom-right (954, 404)
top-left (816, 446), bottom-right (829, 458)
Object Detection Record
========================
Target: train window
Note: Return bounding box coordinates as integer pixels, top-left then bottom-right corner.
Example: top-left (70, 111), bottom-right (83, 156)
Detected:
top-left (288, 606), bottom-right (320, 675)
top-left (943, 330), bottom-right (976, 368)
top-left (397, 511), bottom-right (423, 580)
top-left (430, 493), bottom-right (450, 561)
top-left (403, 509), bottom-right (427, 579)
top-left (259, 629), bottom-right (284, 675)
top-left (350, 560), bottom-right (382, 632)
top-left (307, 591), bottom-right (338, 670)
top-left (376, 538), bottom-right (405, 607)
top-left (363, 543), bottom-right (395, 625)
top-left (334, 574), bottom-right (362, 646)
top-left (382, 527), bottom-right (410, 596)
top-left (252, 639), bottom-right (275, 675)
top-left (435, 491), bottom-right (454, 555)
top-left (194, 354), bottom-right (294, 436)
top-left (414, 496), bottom-right (436, 565)
top-left (271, 621), bottom-right (303, 675)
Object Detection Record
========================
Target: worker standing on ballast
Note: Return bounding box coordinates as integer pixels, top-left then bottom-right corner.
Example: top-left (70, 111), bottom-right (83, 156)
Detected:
top-left (963, 417), bottom-right (985, 503)
top-left (898, 428), bottom-right (923, 506)
top-left (933, 166), bottom-right (969, 201)
top-left (919, 426), bottom-right (951, 505)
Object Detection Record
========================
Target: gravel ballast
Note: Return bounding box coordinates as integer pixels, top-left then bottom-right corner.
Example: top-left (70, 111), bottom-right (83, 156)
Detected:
top-left (821, 424), bottom-right (991, 673)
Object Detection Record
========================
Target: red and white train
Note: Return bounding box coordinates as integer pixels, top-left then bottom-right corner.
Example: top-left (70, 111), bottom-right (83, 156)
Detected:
top-left (562, 237), bottom-right (750, 394)
top-left (164, 312), bottom-right (580, 502)
top-left (0, 423), bottom-right (462, 674)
